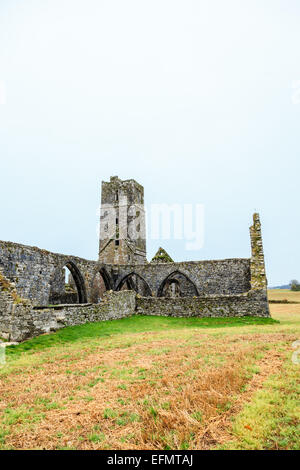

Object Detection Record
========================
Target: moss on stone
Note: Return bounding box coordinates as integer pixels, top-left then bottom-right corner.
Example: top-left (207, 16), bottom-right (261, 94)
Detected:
top-left (151, 247), bottom-right (174, 263)
top-left (0, 271), bottom-right (28, 305)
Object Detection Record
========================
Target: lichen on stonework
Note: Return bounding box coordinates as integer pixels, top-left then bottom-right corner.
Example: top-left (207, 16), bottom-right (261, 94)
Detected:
top-left (151, 247), bottom-right (174, 263)
top-left (0, 271), bottom-right (29, 305)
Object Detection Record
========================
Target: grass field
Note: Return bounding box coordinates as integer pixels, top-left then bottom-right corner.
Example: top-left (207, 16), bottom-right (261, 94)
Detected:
top-left (268, 289), bottom-right (300, 302)
top-left (0, 291), bottom-right (299, 450)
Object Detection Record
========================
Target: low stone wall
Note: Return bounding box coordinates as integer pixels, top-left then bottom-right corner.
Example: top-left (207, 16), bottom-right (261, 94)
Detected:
top-left (136, 289), bottom-right (270, 318)
top-left (0, 290), bottom-right (136, 342)
top-left (1, 263), bottom-right (270, 343)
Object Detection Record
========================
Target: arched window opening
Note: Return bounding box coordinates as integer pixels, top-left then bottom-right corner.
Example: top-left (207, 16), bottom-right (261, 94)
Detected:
top-left (64, 266), bottom-right (78, 303)
top-left (91, 269), bottom-right (112, 303)
top-left (167, 279), bottom-right (181, 298)
top-left (116, 273), bottom-right (152, 297)
top-left (49, 261), bottom-right (87, 305)
top-left (158, 271), bottom-right (198, 298)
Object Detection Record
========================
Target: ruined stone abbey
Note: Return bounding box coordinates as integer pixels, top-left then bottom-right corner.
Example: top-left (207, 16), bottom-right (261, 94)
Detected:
top-left (0, 176), bottom-right (269, 342)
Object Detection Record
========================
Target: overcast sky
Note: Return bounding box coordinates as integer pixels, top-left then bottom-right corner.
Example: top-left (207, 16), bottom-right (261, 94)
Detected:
top-left (0, 0), bottom-right (299, 286)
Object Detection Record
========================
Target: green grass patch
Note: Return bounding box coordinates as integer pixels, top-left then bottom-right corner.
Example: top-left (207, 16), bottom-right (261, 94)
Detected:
top-left (88, 432), bottom-right (105, 443)
top-left (5, 315), bottom-right (278, 359)
top-left (217, 352), bottom-right (300, 450)
top-left (103, 408), bottom-right (118, 419)
top-left (0, 405), bottom-right (46, 449)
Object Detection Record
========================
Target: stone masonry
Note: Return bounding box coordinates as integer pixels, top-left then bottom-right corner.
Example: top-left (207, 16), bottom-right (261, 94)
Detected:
top-left (0, 177), bottom-right (270, 341)
top-left (0, 277), bottom-right (136, 342)
top-left (99, 176), bottom-right (147, 265)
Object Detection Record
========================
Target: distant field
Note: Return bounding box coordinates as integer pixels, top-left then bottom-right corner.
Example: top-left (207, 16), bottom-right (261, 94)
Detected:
top-left (0, 305), bottom-right (299, 450)
top-left (268, 289), bottom-right (300, 302)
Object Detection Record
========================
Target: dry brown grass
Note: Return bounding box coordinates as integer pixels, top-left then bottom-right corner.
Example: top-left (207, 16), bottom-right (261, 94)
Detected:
top-left (0, 330), bottom-right (295, 450)
top-left (1, 290), bottom-right (299, 450)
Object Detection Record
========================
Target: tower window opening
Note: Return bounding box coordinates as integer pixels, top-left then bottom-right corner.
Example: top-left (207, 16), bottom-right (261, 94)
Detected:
top-left (116, 218), bottom-right (119, 225)
top-left (115, 191), bottom-right (119, 202)
top-left (115, 239), bottom-right (120, 246)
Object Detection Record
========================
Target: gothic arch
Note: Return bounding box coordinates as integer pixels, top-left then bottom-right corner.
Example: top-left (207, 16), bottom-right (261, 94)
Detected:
top-left (90, 267), bottom-right (114, 303)
top-left (63, 260), bottom-right (88, 304)
top-left (157, 270), bottom-right (199, 297)
top-left (97, 267), bottom-right (113, 291)
top-left (48, 258), bottom-right (87, 304)
top-left (116, 272), bottom-right (152, 296)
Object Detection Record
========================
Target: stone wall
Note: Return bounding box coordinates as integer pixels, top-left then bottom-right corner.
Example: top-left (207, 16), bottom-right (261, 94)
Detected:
top-left (0, 240), bottom-right (253, 304)
top-left (0, 240), bottom-right (97, 305)
top-left (111, 258), bottom-right (251, 297)
top-left (1, 269), bottom-right (270, 342)
top-left (0, 268), bottom-right (33, 341)
top-left (0, 289), bottom-right (136, 342)
top-left (136, 289), bottom-right (270, 318)
top-left (250, 213), bottom-right (268, 290)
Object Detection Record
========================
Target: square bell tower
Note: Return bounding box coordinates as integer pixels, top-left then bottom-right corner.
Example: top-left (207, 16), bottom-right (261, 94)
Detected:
top-left (98, 176), bottom-right (147, 265)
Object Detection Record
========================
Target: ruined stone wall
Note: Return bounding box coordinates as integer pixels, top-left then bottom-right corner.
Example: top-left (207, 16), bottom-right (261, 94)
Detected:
top-left (112, 258), bottom-right (251, 297)
top-left (0, 268), bottom-right (33, 341)
top-left (0, 240), bottom-right (97, 305)
top-left (250, 213), bottom-right (268, 290)
top-left (1, 288), bottom-right (270, 343)
top-left (0, 212), bottom-right (266, 305)
top-left (0, 237), bottom-right (262, 306)
top-left (159, 272), bottom-right (198, 297)
top-left (1, 268), bottom-right (269, 343)
top-left (136, 289), bottom-right (269, 318)
top-left (0, 290), bottom-right (136, 342)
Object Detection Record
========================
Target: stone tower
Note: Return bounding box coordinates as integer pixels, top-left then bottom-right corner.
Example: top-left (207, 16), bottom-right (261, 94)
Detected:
top-left (98, 176), bottom-right (147, 265)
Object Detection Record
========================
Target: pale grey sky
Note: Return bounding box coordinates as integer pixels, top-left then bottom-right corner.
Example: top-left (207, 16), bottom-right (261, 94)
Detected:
top-left (0, 0), bottom-right (299, 285)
